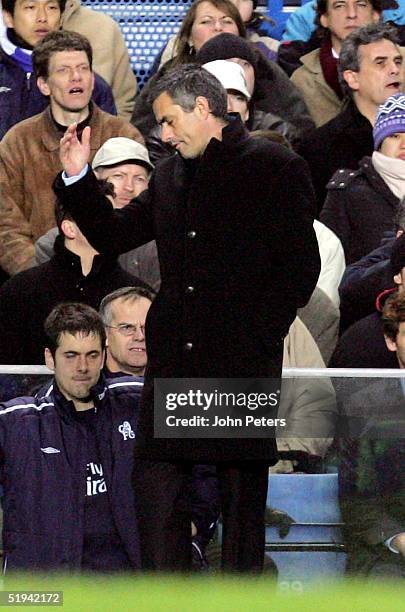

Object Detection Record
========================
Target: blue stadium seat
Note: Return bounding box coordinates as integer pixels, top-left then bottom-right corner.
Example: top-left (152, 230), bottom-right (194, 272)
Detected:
top-left (267, 474), bottom-right (346, 589)
top-left (82, 0), bottom-right (192, 88)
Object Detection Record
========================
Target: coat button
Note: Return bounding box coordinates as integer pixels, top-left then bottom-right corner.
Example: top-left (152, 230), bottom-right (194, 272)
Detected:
top-left (187, 230), bottom-right (196, 238)
top-left (186, 286), bottom-right (194, 293)
top-left (184, 342), bottom-right (193, 351)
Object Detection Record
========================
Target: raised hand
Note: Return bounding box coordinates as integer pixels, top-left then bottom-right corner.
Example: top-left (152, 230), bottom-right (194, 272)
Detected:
top-left (59, 123), bottom-right (91, 177)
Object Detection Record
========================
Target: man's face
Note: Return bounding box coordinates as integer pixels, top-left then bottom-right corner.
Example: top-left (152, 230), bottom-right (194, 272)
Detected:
top-left (106, 297), bottom-right (151, 375)
top-left (385, 321), bottom-right (405, 368)
top-left (320, 0), bottom-right (379, 51)
top-left (227, 90), bottom-right (249, 121)
top-left (45, 332), bottom-right (104, 403)
top-left (153, 92), bottom-right (212, 159)
top-left (343, 39), bottom-right (403, 105)
top-left (3, 0), bottom-right (61, 47)
top-left (96, 164), bottom-right (150, 208)
top-left (37, 50), bottom-right (94, 113)
top-left (190, 1), bottom-right (239, 52)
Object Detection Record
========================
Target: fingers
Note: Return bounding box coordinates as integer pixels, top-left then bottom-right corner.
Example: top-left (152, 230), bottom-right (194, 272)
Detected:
top-left (60, 123), bottom-right (77, 148)
top-left (81, 125), bottom-right (91, 148)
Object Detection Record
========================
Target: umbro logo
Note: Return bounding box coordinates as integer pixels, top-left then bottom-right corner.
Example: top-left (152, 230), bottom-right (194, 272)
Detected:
top-left (41, 447), bottom-right (61, 454)
top-left (0, 87), bottom-right (11, 93)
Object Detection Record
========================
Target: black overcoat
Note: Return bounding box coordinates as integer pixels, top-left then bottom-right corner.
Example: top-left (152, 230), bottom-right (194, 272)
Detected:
top-left (54, 117), bottom-right (320, 462)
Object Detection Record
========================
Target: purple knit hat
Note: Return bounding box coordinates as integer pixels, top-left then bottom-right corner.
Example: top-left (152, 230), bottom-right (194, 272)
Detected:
top-left (373, 93), bottom-right (405, 150)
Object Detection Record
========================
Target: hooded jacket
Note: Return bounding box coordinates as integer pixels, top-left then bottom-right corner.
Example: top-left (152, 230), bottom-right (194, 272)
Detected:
top-left (61, 0), bottom-right (137, 119)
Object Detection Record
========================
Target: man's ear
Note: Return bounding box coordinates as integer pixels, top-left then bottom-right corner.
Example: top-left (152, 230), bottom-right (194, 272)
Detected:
top-left (394, 272), bottom-right (402, 286)
top-left (37, 76), bottom-right (51, 97)
top-left (320, 13), bottom-right (329, 30)
top-left (44, 348), bottom-right (55, 372)
top-left (61, 218), bottom-right (77, 239)
top-left (194, 95), bottom-right (211, 119)
top-left (342, 70), bottom-right (360, 93)
top-left (2, 9), bottom-right (14, 29)
top-left (384, 334), bottom-right (398, 353)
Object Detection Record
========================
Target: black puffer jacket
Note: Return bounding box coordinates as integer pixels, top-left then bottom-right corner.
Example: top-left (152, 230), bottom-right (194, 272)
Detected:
top-left (320, 157), bottom-right (399, 264)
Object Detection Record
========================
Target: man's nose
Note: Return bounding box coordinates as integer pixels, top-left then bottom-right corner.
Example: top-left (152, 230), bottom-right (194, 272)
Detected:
top-left (161, 124), bottom-right (173, 143)
top-left (123, 177), bottom-right (134, 192)
top-left (345, 3), bottom-right (357, 18)
top-left (70, 68), bottom-right (82, 81)
top-left (389, 60), bottom-right (401, 75)
top-left (36, 5), bottom-right (48, 22)
top-left (77, 356), bottom-right (89, 372)
top-left (132, 324), bottom-right (145, 340)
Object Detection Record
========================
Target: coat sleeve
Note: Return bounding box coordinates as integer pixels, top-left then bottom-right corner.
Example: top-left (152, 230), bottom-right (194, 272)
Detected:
top-left (0, 142), bottom-right (35, 275)
top-left (281, 0), bottom-right (316, 42)
top-left (53, 167), bottom-right (155, 256)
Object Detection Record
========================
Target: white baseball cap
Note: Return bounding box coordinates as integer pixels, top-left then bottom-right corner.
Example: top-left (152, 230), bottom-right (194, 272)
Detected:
top-left (92, 137), bottom-right (154, 171)
top-left (202, 60), bottom-right (251, 101)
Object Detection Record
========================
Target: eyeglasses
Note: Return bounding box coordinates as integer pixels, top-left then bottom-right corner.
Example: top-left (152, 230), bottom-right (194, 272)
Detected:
top-left (106, 323), bottom-right (145, 337)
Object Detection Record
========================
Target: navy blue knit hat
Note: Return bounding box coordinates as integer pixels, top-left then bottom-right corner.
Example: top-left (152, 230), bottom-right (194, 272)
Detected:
top-left (373, 93), bottom-right (405, 150)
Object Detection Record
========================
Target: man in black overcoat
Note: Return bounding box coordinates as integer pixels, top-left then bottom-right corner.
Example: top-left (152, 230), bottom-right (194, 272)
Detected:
top-left (54, 64), bottom-right (320, 573)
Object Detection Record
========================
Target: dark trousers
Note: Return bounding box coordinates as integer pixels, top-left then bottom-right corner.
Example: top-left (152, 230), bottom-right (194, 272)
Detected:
top-left (133, 459), bottom-right (269, 572)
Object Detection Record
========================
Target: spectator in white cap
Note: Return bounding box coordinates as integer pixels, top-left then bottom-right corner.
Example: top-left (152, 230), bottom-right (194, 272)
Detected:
top-left (91, 138), bottom-right (154, 208)
top-left (203, 59), bottom-right (251, 122)
top-left (35, 138), bottom-right (161, 291)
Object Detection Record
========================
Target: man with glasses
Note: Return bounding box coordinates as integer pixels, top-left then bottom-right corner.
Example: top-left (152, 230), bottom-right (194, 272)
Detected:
top-left (100, 286), bottom-right (153, 378)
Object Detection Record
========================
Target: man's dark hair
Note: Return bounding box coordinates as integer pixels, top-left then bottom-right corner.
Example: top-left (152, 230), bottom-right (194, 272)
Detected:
top-left (55, 179), bottom-right (114, 233)
top-left (315, 0), bottom-right (382, 33)
top-left (44, 302), bottom-right (106, 357)
top-left (382, 291), bottom-right (405, 341)
top-left (100, 286), bottom-right (155, 326)
top-left (148, 64), bottom-right (228, 120)
top-left (338, 22), bottom-right (399, 97)
top-left (2, 0), bottom-right (66, 15)
top-left (33, 30), bottom-right (93, 80)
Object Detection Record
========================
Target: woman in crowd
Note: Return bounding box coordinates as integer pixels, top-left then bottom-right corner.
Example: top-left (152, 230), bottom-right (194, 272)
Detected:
top-left (321, 93), bottom-right (405, 265)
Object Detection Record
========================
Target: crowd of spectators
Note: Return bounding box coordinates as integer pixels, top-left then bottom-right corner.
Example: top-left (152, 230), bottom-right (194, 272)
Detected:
top-left (0, 0), bottom-right (405, 579)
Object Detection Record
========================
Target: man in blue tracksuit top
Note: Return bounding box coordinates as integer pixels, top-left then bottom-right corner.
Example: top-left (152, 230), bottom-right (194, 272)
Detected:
top-left (0, 301), bottom-right (142, 573)
top-left (0, 300), bottom-right (219, 573)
